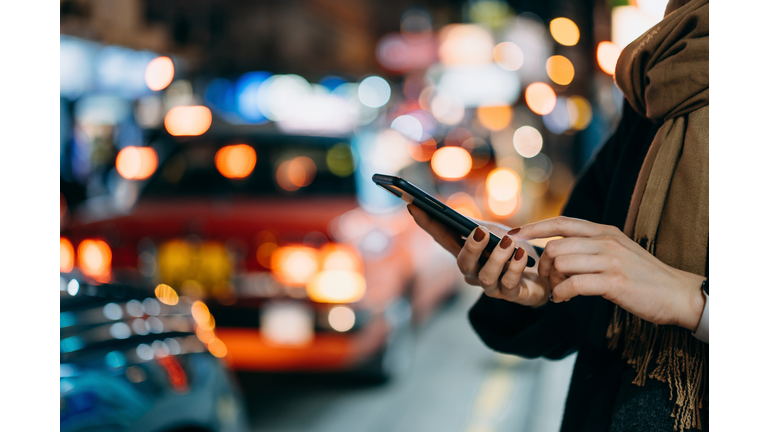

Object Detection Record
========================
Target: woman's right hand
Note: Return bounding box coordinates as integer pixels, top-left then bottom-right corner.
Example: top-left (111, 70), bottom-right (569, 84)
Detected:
top-left (407, 204), bottom-right (551, 308)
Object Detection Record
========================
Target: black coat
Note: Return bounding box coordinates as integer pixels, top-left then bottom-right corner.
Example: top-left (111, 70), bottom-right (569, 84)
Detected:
top-left (468, 101), bottom-right (664, 431)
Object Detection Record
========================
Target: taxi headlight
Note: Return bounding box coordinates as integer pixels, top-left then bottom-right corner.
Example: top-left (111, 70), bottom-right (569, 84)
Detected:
top-left (307, 270), bottom-right (366, 303)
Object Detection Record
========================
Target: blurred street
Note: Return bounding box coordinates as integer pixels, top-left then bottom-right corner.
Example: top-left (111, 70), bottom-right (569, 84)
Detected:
top-left (237, 284), bottom-right (576, 432)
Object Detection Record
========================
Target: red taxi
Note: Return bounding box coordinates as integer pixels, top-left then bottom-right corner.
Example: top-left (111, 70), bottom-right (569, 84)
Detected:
top-left (61, 131), bottom-right (459, 380)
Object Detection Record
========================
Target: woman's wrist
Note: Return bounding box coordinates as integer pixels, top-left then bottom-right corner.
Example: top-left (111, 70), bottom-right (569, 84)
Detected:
top-left (675, 270), bottom-right (708, 331)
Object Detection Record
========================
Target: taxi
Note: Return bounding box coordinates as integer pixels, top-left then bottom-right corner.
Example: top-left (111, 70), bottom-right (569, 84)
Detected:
top-left (61, 130), bottom-right (459, 380)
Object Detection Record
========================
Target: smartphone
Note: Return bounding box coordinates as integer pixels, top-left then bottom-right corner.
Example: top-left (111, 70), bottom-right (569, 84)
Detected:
top-left (372, 174), bottom-right (535, 268)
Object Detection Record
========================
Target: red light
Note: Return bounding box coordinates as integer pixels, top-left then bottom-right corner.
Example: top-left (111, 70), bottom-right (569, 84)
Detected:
top-left (157, 355), bottom-right (189, 393)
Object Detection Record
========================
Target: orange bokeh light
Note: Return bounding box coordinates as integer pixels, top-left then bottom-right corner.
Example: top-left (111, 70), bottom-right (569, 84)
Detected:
top-left (597, 41), bottom-right (622, 75)
top-left (550, 17), bottom-right (580, 46)
top-left (319, 243), bottom-right (362, 272)
top-left (546, 55), bottom-right (575, 86)
top-left (431, 146), bottom-right (473, 180)
top-left (60, 237), bottom-right (74, 273)
top-left (276, 157), bottom-right (316, 191)
top-left (77, 239), bottom-right (112, 281)
top-left (215, 144), bottom-right (257, 179)
top-left (116, 146), bottom-right (158, 180)
top-left (271, 246), bottom-right (319, 285)
top-left (164, 106), bottom-right (212, 137)
top-left (446, 192), bottom-right (482, 219)
top-left (207, 338), bottom-right (228, 358)
top-left (525, 83), bottom-right (557, 115)
top-left (145, 56), bottom-right (175, 91)
top-left (407, 138), bottom-right (437, 162)
top-left (477, 105), bottom-right (513, 131)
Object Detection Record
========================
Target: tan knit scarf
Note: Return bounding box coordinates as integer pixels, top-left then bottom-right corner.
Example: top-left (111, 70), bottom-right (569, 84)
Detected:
top-left (607, 0), bottom-right (709, 430)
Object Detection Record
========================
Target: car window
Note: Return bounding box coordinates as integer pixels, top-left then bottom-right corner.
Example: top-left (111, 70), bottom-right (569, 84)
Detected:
top-left (141, 137), bottom-right (357, 199)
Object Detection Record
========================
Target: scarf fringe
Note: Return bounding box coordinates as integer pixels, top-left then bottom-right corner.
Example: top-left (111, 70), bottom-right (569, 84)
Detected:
top-left (607, 297), bottom-right (708, 431)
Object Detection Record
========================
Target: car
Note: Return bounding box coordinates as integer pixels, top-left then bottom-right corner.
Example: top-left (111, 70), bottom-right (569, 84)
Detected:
top-left (60, 272), bottom-right (248, 432)
top-left (61, 129), bottom-right (460, 381)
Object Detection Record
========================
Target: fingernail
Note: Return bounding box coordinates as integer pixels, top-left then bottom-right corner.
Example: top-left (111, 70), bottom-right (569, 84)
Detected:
top-left (473, 228), bottom-right (486, 242)
top-left (514, 247), bottom-right (525, 261)
top-left (508, 227), bottom-right (521, 235)
top-left (500, 235), bottom-right (512, 249)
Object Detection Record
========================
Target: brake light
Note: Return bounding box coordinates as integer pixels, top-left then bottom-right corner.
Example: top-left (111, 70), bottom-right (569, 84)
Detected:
top-left (77, 239), bottom-right (112, 282)
top-left (271, 246), bottom-right (319, 286)
top-left (60, 238), bottom-right (75, 273)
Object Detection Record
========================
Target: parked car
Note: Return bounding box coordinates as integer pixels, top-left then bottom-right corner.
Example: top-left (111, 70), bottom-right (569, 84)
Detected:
top-left (60, 272), bottom-right (248, 432)
top-left (60, 130), bottom-right (460, 381)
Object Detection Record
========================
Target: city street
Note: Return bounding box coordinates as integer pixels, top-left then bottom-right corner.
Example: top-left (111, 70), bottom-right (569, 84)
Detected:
top-left (237, 285), bottom-right (577, 432)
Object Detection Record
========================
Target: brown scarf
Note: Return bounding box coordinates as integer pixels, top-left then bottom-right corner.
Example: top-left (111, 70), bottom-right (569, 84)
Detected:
top-left (608, 0), bottom-right (709, 430)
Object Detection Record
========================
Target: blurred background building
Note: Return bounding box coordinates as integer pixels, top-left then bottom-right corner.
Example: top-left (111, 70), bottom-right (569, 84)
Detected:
top-left (59, 1), bottom-right (670, 431)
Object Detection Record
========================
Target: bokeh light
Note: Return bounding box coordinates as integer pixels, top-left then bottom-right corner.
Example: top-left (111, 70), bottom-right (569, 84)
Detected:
top-left (487, 194), bottom-right (519, 217)
top-left (155, 284), bottom-right (179, 306)
top-left (597, 41), bottom-right (621, 75)
top-left (493, 42), bottom-right (524, 71)
top-left (164, 106), bottom-right (212, 136)
top-left (543, 97), bottom-right (571, 134)
top-left (438, 24), bottom-right (495, 65)
top-left (486, 168), bottom-right (521, 202)
top-left (116, 146), bottom-right (158, 180)
top-left (328, 306), bottom-right (356, 332)
top-left (567, 96), bottom-right (593, 131)
top-left (446, 192), bottom-right (483, 219)
top-left (271, 246), bottom-right (319, 285)
top-left (276, 156), bottom-right (317, 191)
top-left (407, 138), bottom-right (437, 162)
top-left (513, 126), bottom-right (543, 158)
top-left (546, 55), bottom-right (575, 86)
top-left (430, 92), bottom-right (465, 125)
top-left (326, 144), bottom-right (355, 177)
top-left (215, 145), bottom-right (257, 179)
top-left (524, 83), bottom-right (557, 115)
top-left (60, 238), bottom-right (74, 273)
top-left (431, 146), bottom-right (473, 180)
top-left (307, 270), bottom-right (366, 303)
top-left (358, 76), bottom-right (391, 108)
top-left (550, 17), bottom-right (580, 46)
top-left (207, 338), bottom-right (228, 358)
top-left (477, 105), bottom-right (513, 131)
top-left (144, 56), bottom-right (174, 91)
top-left (391, 115), bottom-right (423, 141)
top-left (77, 239), bottom-right (111, 281)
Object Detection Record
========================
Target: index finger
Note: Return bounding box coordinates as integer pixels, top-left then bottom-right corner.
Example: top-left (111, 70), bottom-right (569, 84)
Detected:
top-left (513, 216), bottom-right (607, 241)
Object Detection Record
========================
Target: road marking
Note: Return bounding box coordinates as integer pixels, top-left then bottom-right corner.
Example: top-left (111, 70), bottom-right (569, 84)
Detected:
top-left (462, 354), bottom-right (520, 432)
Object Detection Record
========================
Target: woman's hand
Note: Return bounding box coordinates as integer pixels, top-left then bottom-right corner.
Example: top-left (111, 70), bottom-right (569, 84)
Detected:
top-left (515, 216), bottom-right (707, 331)
top-left (407, 204), bottom-right (551, 308)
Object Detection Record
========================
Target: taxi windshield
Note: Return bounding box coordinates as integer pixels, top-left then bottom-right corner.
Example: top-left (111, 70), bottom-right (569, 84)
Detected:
top-left (141, 136), bottom-right (357, 199)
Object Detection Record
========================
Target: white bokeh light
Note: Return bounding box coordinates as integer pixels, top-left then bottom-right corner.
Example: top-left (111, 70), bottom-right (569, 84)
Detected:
top-left (358, 76), bottom-right (392, 108)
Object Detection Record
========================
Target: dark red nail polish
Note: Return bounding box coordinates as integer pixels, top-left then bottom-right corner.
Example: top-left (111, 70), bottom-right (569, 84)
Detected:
top-left (500, 235), bottom-right (512, 249)
top-left (473, 228), bottom-right (486, 242)
top-left (508, 227), bottom-right (521, 235)
top-left (407, 206), bottom-right (413, 216)
top-left (514, 247), bottom-right (525, 261)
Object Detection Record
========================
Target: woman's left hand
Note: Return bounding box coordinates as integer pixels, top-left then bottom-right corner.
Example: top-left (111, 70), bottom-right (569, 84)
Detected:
top-left (514, 217), bottom-right (707, 331)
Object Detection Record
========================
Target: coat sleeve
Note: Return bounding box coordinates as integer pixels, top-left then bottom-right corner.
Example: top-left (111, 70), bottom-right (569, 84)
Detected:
top-left (468, 101), bottom-right (654, 360)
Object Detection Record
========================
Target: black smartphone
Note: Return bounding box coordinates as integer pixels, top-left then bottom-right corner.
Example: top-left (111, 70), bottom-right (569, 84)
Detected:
top-left (372, 174), bottom-right (535, 268)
